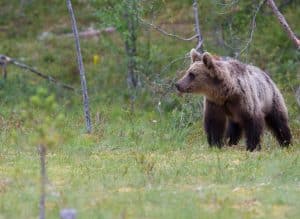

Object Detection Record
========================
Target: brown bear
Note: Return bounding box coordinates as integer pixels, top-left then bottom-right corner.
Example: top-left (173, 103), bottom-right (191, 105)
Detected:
top-left (175, 49), bottom-right (292, 151)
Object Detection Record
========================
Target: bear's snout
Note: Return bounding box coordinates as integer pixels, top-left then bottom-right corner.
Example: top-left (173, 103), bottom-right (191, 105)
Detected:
top-left (175, 82), bottom-right (184, 92)
top-left (175, 81), bottom-right (192, 93)
top-left (175, 83), bottom-right (181, 91)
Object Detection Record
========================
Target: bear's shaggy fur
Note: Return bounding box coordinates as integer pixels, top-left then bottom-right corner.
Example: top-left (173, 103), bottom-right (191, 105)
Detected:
top-left (175, 49), bottom-right (292, 151)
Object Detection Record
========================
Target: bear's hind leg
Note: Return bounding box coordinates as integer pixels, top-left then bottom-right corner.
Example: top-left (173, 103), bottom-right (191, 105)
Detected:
top-left (204, 100), bottom-right (226, 148)
top-left (226, 121), bottom-right (242, 146)
top-left (265, 109), bottom-right (291, 147)
top-left (243, 115), bottom-right (263, 152)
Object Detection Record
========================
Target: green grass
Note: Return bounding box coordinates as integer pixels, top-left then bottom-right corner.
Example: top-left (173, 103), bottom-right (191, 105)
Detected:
top-left (0, 102), bottom-right (299, 219)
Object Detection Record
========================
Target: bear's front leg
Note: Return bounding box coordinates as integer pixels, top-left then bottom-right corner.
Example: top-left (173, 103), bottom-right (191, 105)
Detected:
top-left (243, 114), bottom-right (263, 152)
top-left (226, 121), bottom-right (242, 146)
top-left (204, 100), bottom-right (226, 148)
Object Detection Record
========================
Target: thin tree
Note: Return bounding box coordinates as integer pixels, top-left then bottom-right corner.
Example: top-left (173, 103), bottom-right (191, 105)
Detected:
top-left (66, 0), bottom-right (92, 133)
top-left (267, 0), bottom-right (300, 49)
top-left (124, 0), bottom-right (138, 89)
top-left (39, 144), bottom-right (46, 219)
top-left (0, 55), bottom-right (8, 79)
top-left (192, 0), bottom-right (204, 53)
top-left (123, 0), bottom-right (139, 113)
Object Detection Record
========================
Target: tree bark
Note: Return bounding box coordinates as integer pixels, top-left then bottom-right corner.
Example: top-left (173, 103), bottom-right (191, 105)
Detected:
top-left (1, 63), bottom-right (7, 80)
top-left (192, 0), bottom-right (204, 53)
top-left (0, 55), bottom-right (9, 79)
top-left (124, 0), bottom-right (139, 113)
top-left (267, 0), bottom-right (300, 49)
top-left (66, 0), bottom-right (92, 133)
top-left (124, 0), bottom-right (138, 88)
top-left (39, 145), bottom-right (46, 219)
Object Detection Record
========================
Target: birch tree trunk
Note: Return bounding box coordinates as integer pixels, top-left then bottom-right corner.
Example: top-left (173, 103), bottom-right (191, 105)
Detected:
top-left (192, 0), bottom-right (204, 53)
top-left (66, 0), bottom-right (92, 133)
top-left (267, 0), bottom-right (300, 49)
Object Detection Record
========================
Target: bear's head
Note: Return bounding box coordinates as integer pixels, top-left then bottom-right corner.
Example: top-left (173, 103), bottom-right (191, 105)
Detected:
top-left (175, 49), bottom-right (224, 94)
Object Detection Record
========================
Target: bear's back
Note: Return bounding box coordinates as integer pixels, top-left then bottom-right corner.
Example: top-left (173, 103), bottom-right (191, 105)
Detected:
top-left (224, 59), bottom-right (281, 115)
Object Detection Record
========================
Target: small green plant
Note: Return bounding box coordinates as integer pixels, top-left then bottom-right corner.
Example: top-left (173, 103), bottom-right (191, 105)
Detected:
top-left (21, 87), bottom-right (64, 219)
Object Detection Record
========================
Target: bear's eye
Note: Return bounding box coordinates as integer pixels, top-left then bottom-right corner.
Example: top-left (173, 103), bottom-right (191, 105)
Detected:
top-left (188, 72), bottom-right (195, 80)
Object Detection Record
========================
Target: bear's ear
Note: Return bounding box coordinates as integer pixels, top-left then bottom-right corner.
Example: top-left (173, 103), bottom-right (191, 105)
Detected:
top-left (190, 49), bottom-right (201, 63)
top-left (202, 52), bottom-right (214, 69)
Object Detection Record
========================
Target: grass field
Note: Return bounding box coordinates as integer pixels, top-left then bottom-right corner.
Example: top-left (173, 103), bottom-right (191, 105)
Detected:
top-left (0, 99), bottom-right (299, 219)
top-left (0, 0), bottom-right (300, 218)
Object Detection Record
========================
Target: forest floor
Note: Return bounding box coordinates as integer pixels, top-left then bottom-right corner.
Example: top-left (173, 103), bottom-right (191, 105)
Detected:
top-left (0, 102), bottom-right (299, 219)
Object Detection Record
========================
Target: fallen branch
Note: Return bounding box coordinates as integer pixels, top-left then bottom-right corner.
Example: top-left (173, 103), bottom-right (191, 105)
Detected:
top-left (267, 0), bottom-right (300, 49)
top-left (63, 26), bottom-right (115, 38)
top-left (138, 17), bottom-right (199, 41)
top-left (0, 54), bottom-right (75, 90)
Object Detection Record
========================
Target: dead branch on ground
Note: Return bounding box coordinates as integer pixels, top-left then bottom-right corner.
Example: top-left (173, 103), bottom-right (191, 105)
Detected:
top-left (0, 54), bottom-right (75, 90)
top-left (63, 27), bottom-right (115, 38)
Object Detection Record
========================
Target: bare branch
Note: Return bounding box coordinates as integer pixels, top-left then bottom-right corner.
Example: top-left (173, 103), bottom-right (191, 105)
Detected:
top-left (267, 0), bottom-right (300, 49)
top-left (139, 1), bottom-right (204, 50)
top-left (138, 17), bottom-right (199, 41)
top-left (237, 0), bottom-right (265, 57)
top-left (160, 54), bottom-right (189, 74)
top-left (0, 54), bottom-right (75, 90)
top-left (193, 0), bottom-right (204, 53)
top-left (66, 0), bottom-right (92, 133)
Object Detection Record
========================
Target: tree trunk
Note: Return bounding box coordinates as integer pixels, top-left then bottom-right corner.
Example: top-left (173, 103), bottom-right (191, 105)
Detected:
top-left (192, 0), bottom-right (204, 53)
top-left (1, 64), bottom-right (7, 80)
top-left (66, 0), bottom-right (92, 133)
top-left (124, 0), bottom-right (138, 89)
top-left (267, 0), bottom-right (300, 49)
top-left (39, 145), bottom-right (46, 219)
